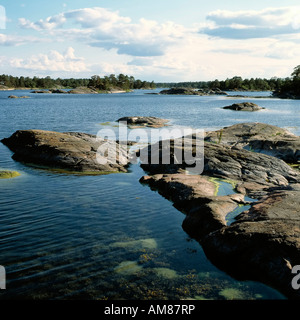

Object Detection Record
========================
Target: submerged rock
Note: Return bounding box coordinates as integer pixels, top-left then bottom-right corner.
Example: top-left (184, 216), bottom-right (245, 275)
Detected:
top-left (111, 238), bottom-right (158, 250)
top-left (1, 130), bottom-right (129, 174)
top-left (223, 102), bottom-right (264, 111)
top-left (114, 261), bottom-right (143, 275)
top-left (0, 170), bottom-right (20, 179)
top-left (117, 116), bottom-right (169, 128)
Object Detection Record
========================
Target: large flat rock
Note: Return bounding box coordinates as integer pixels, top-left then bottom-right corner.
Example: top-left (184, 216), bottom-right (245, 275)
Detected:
top-left (1, 130), bottom-right (129, 174)
top-left (202, 190), bottom-right (300, 299)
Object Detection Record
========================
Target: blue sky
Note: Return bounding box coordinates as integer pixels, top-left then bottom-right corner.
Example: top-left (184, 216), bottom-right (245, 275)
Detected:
top-left (1, 0), bottom-right (300, 81)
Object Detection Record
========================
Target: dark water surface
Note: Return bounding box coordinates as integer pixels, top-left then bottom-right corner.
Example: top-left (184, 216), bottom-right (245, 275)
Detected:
top-left (1, 89), bottom-right (298, 300)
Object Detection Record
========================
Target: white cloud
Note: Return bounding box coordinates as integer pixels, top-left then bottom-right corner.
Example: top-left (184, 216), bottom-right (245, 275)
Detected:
top-left (19, 7), bottom-right (187, 57)
top-left (19, 13), bottom-right (66, 31)
top-left (0, 33), bottom-right (46, 46)
top-left (12, 6), bottom-right (300, 80)
top-left (64, 7), bottom-right (131, 28)
top-left (9, 47), bottom-right (88, 72)
top-left (201, 6), bottom-right (300, 39)
top-left (265, 41), bottom-right (300, 59)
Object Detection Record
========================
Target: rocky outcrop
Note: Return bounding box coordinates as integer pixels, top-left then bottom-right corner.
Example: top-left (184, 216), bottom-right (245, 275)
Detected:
top-left (202, 189), bottom-right (300, 299)
top-left (139, 123), bottom-right (300, 298)
top-left (50, 89), bottom-right (68, 94)
top-left (159, 87), bottom-right (227, 96)
top-left (223, 102), bottom-right (264, 111)
top-left (205, 122), bottom-right (300, 163)
top-left (198, 88), bottom-right (228, 95)
top-left (30, 87), bottom-right (127, 94)
top-left (140, 135), bottom-right (299, 197)
top-left (117, 116), bottom-right (169, 128)
top-left (30, 90), bottom-right (51, 94)
top-left (1, 130), bottom-right (130, 174)
top-left (68, 87), bottom-right (98, 94)
top-left (159, 88), bottom-right (200, 95)
top-left (8, 95), bottom-right (30, 99)
top-left (272, 90), bottom-right (300, 100)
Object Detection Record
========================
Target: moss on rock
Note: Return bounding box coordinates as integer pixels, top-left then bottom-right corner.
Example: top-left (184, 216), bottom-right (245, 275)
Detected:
top-left (0, 170), bottom-right (21, 179)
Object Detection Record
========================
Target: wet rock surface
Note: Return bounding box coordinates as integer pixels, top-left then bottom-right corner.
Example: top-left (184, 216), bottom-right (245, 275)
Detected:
top-left (205, 122), bottom-right (300, 163)
top-left (202, 189), bottom-right (300, 299)
top-left (1, 130), bottom-right (129, 174)
top-left (139, 123), bottom-right (300, 298)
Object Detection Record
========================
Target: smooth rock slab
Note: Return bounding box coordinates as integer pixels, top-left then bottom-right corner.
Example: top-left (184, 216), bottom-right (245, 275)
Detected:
top-left (202, 190), bottom-right (300, 299)
top-left (205, 122), bottom-right (300, 163)
top-left (1, 129), bottom-right (129, 174)
top-left (139, 124), bottom-right (300, 299)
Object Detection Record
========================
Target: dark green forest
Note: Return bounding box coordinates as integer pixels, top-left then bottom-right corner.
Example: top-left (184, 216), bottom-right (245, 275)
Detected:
top-left (156, 76), bottom-right (287, 91)
top-left (156, 66), bottom-right (300, 98)
top-left (0, 73), bottom-right (156, 91)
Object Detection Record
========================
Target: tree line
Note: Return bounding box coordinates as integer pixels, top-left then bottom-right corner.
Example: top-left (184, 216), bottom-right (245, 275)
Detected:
top-left (0, 74), bottom-right (156, 91)
top-left (272, 65), bottom-right (300, 98)
top-left (156, 76), bottom-right (288, 92)
top-left (1, 66), bottom-right (299, 96)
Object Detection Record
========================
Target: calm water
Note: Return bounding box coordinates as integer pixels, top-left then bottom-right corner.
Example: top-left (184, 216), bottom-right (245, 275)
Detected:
top-left (1, 89), bottom-right (299, 300)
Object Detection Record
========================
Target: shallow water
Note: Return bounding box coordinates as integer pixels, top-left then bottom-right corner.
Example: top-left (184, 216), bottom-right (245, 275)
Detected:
top-left (1, 89), bottom-right (298, 300)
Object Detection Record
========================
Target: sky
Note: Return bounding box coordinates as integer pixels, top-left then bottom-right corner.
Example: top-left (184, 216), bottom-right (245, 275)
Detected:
top-left (1, 0), bottom-right (300, 82)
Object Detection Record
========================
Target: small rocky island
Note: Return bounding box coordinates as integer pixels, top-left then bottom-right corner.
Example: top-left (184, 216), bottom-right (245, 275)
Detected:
top-left (158, 87), bottom-right (227, 96)
top-left (8, 95), bottom-right (30, 99)
top-left (223, 102), bottom-right (264, 111)
top-left (117, 116), bottom-right (169, 128)
top-left (30, 87), bottom-right (130, 94)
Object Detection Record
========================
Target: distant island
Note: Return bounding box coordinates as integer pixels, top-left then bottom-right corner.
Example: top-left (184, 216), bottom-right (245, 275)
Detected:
top-left (156, 65), bottom-right (300, 99)
top-left (1, 65), bottom-right (299, 98)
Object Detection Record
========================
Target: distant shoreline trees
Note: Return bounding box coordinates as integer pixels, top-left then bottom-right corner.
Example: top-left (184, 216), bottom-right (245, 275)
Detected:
top-left (156, 66), bottom-right (300, 97)
top-left (272, 65), bottom-right (300, 98)
top-left (1, 66), bottom-right (299, 98)
top-left (0, 74), bottom-right (156, 91)
top-left (155, 76), bottom-right (286, 92)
